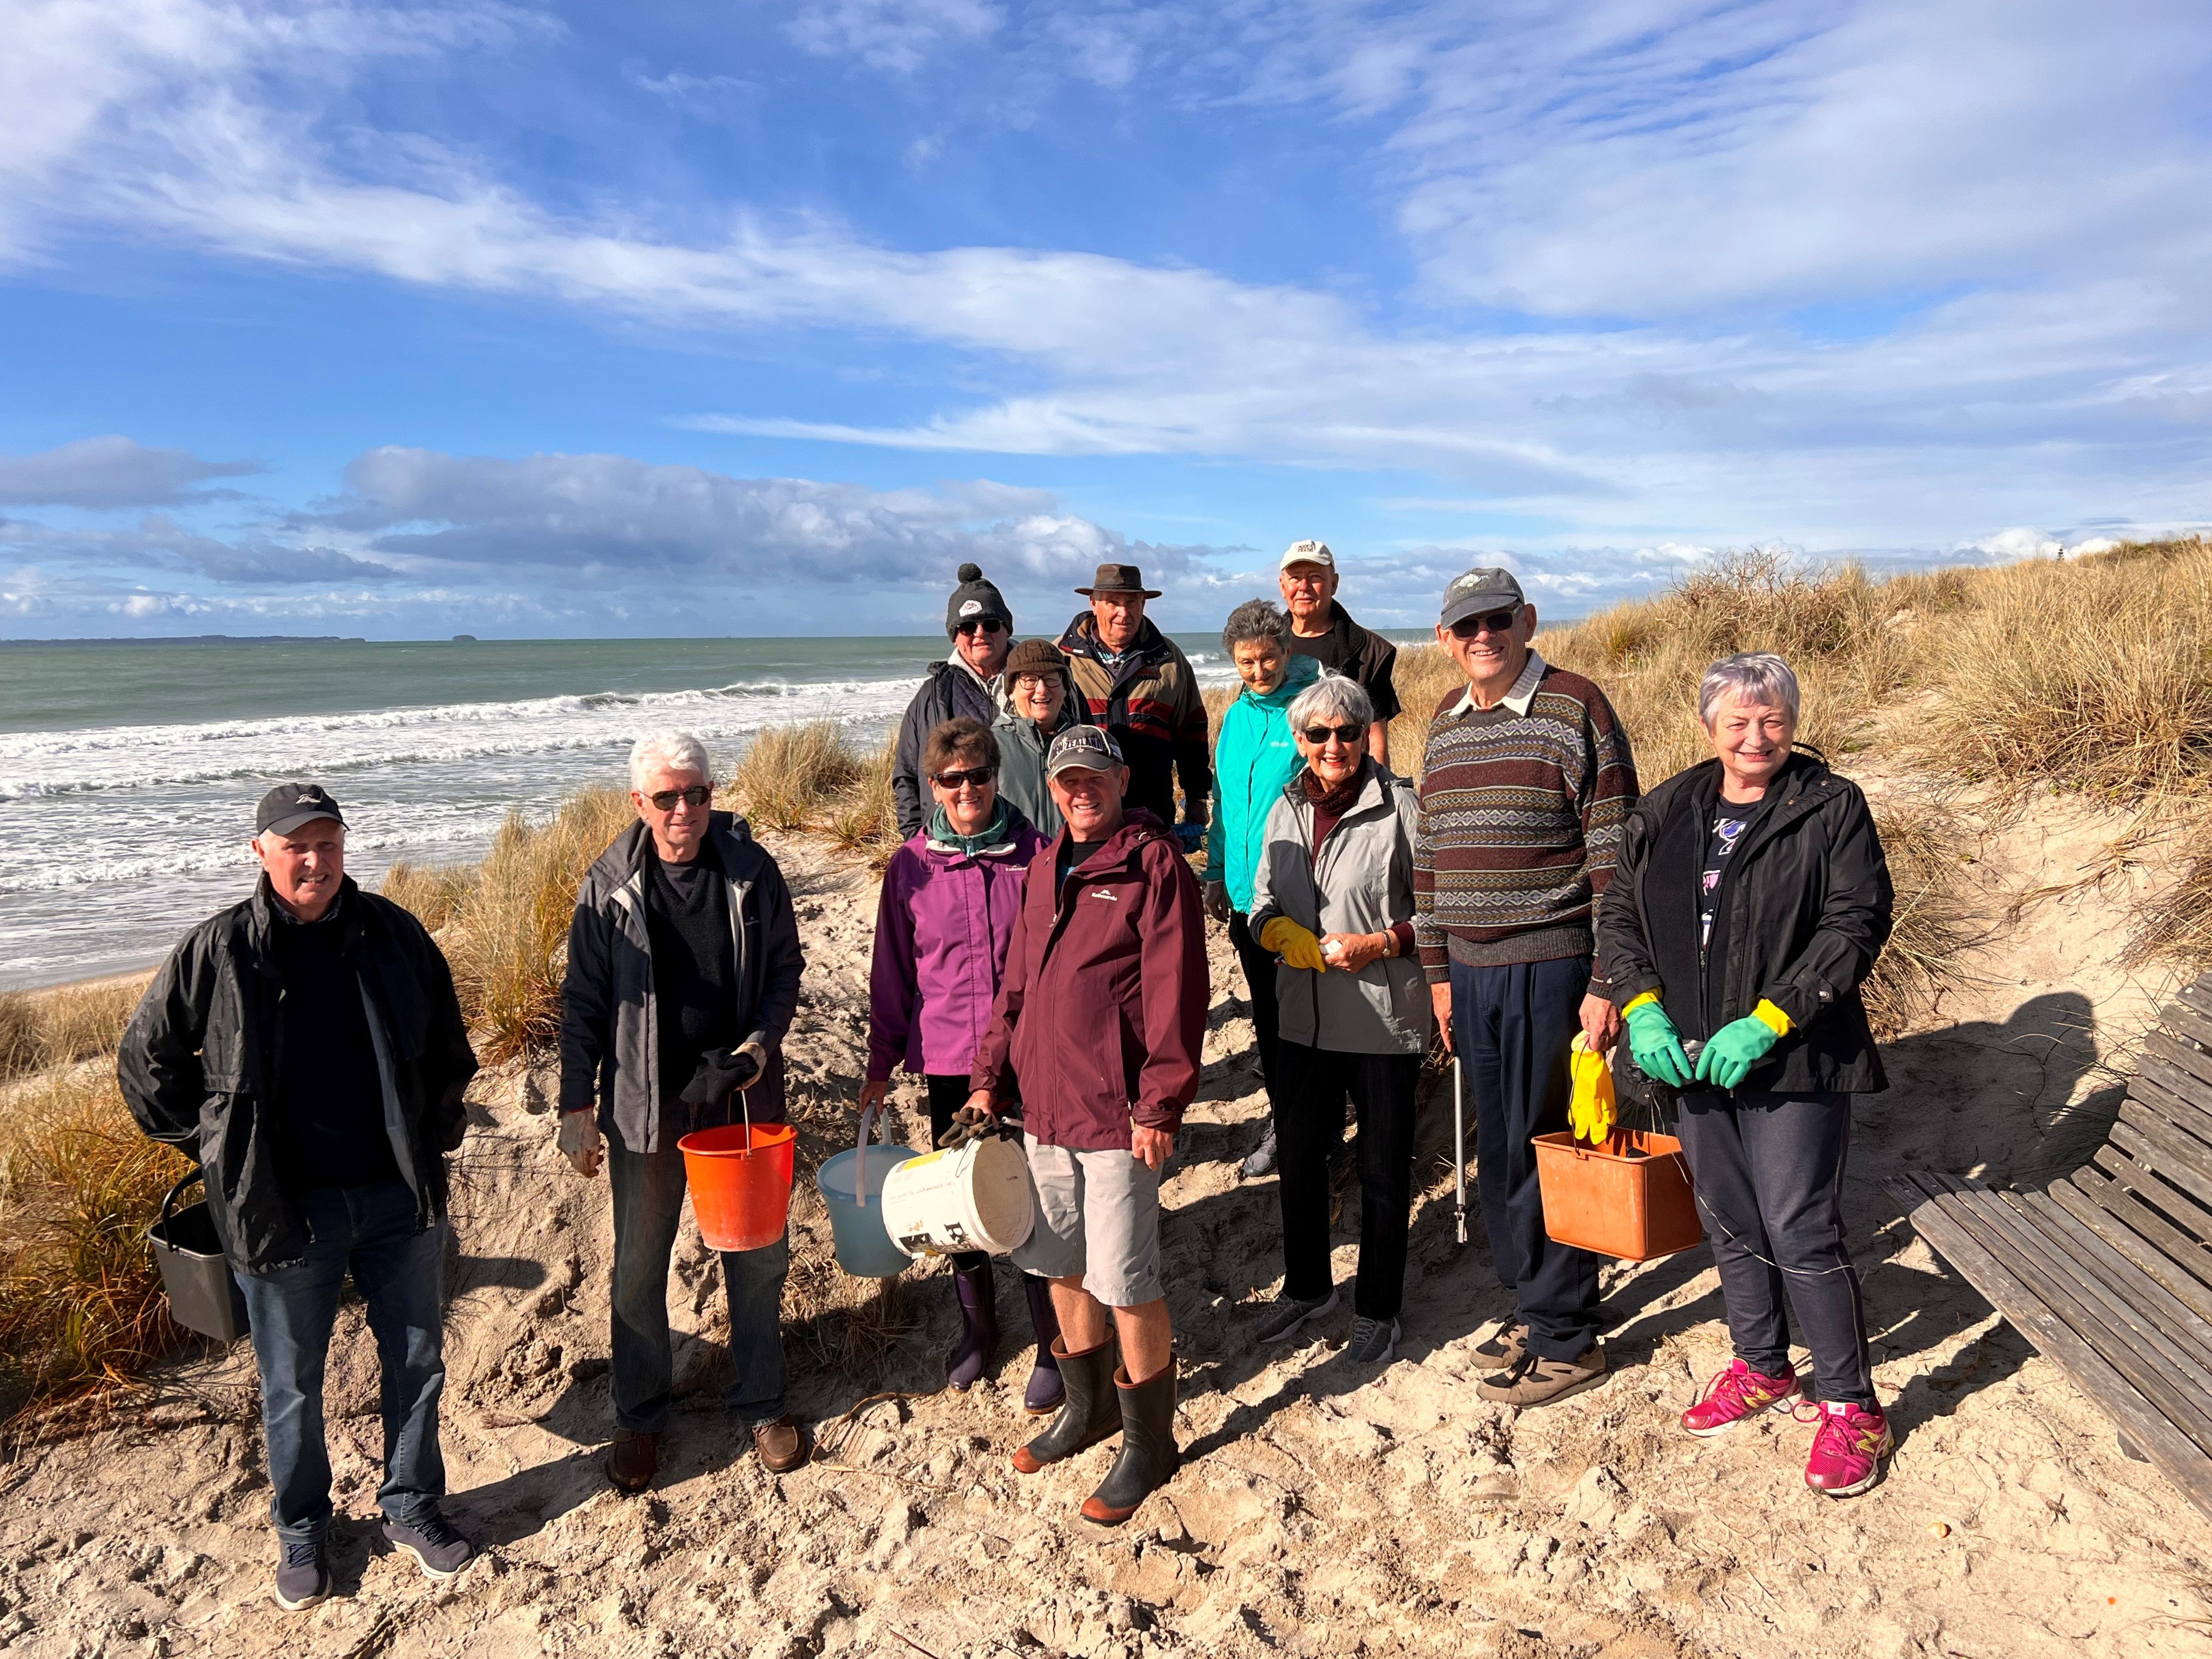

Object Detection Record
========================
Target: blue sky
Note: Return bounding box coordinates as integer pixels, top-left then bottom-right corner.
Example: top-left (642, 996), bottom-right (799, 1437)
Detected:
top-left (2, 0), bottom-right (2207, 639)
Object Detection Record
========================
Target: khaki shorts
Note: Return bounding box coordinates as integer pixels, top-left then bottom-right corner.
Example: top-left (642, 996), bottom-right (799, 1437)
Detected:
top-left (1011, 1134), bottom-right (1164, 1308)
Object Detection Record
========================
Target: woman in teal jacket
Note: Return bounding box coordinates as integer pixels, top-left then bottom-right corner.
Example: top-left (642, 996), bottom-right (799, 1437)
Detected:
top-left (1204, 600), bottom-right (1319, 1176)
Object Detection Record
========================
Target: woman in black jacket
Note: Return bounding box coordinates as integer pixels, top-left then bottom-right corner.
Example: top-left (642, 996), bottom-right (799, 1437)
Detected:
top-left (1597, 651), bottom-right (1895, 1499)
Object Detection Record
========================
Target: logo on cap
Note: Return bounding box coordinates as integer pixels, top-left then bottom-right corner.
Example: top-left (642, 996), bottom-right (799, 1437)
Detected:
top-left (1046, 724), bottom-right (1124, 775)
top-left (959, 598), bottom-right (983, 617)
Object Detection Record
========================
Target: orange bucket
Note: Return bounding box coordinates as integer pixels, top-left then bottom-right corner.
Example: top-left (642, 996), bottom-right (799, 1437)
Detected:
top-left (679, 1122), bottom-right (797, 1251)
top-left (1531, 1129), bottom-right (1703, 1262)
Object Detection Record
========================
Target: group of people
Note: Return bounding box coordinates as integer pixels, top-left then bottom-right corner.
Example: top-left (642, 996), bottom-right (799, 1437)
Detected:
top-left (117, 543), bottom-right (1900, 1613)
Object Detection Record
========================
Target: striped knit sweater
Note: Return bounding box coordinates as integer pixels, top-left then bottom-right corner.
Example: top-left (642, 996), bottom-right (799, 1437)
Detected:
top-left (1412, 655), bottom-right (1639, 982)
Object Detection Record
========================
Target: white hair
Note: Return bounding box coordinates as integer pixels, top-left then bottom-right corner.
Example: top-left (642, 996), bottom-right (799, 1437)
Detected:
top-left (1699, 652), bottom-right (1801, 726)
top-left (628, 730), bottom-right (713, 792)
top-left (1286, 670), bottom-right (1375, 734)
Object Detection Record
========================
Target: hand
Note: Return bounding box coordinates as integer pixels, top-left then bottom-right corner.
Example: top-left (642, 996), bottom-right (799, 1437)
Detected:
top-left (1430, 980), bottom-right (1454, 1053)
top-left (1580, 993), bottom-right (1622, 1052)
top-left (964, 1089), bottom-right (998, 1119)
top-left (1204, 881), bottom-right (1231, 924)
top-left (1623, 999), bottom-right (1693, 1089)
top-left (1131, 1124), bottom-right (1175, 1171)
top-left (1696, 1014), bottom-right (1782, 1091)
top-left (857, 1078), bottom-right (889, 1115)
top-left (557, 1109), bottom-right (604, 1178)
top-left (1259, 916), bottom-right (1328, 973)
top-left (1321, 931), bottom-right (1391, 972)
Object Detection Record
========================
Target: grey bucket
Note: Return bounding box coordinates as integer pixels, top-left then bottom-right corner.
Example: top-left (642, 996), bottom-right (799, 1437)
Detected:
top-left (148, 1171), bottom-right (248, 1342)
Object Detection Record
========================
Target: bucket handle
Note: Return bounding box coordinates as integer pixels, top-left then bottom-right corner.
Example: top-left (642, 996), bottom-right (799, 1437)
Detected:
top-left (154, 1166), bottom-right (205, 1235)
top-left (853, 1100), bottom-right (884, 1209)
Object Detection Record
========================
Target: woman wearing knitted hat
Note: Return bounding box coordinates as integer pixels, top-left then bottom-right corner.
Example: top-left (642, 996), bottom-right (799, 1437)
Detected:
top-left (891, 563), bottom-right (1015, 839)
top-left (994, 638), bottom-right (1081, 839)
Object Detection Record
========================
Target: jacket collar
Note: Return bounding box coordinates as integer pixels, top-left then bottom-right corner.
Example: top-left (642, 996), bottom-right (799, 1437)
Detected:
top-left (610, 810), bottom-right (754, 883)
top-left (1682, 749), bottom-right (1837, 840)
top-left (1447, 650), bottom-right (1547, 718)
top-left (923, 799), bottom-right (1033, 861)
top-left (1292, 600), bottom-right (1373, 654)
top-left (1052, 806), bottom-right (1167, 880)
top-left (247, 872), bottom-right (363, 963)
top-left (1057, 610), bottom-right (1168, 667)
top-left (1242, 651), bottom-right (1319, 711)
top-left (1278, 758), bottom-right (1392, 816)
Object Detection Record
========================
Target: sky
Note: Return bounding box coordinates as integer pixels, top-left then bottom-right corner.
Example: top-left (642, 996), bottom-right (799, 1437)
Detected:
top-left (1, 0), bottom-right (2207, 640)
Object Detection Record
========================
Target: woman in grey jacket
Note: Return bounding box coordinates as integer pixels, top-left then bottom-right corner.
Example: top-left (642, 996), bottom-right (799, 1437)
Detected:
top-left (1245, 672), bottom-right (1432, 1365)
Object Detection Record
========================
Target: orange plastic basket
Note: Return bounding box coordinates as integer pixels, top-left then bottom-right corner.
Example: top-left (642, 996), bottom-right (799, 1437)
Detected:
top-left (679, 1122), bottom-right (797, 1252)
top-left (1531, 1129), bottom-right (1703, 1263)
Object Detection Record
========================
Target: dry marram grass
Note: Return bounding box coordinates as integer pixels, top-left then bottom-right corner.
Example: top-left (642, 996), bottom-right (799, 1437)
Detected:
top-left (0, 978), bottom-right (147, 1086)
top-left (380, 859), bottom-right (477, 935)
top-left (733, 721), bottom-right (866, 832)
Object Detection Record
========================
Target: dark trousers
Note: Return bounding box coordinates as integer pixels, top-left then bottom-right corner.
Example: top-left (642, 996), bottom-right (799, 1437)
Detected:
top-left (1450, 954), bottom-right (1603, 1361)
top-left (925, 1074), bottom-right (991, 1273)
top-left (1675, 1089), bottom-right (1873, 1406)
top-left (1228, 911), bottom-right (1284, 1110)
top-left (1275, 1042), bottom-right (1422, 1319)
top-left (610, 1127), bottom-right (789, 1432)
top-left (232, 1178), bottom-right (446, 1544)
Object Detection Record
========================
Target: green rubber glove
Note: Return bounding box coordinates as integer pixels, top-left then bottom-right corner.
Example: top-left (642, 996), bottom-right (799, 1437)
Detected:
top-left (1695, 1014), bottom-right (1783, 1090)
top-left (1624, 999), bottom-right (1694, 1088)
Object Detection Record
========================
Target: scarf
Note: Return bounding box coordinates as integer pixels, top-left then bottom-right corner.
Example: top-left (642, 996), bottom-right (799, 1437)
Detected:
top-left (1301, 758), bottom-right (1369, 818)
top-left (928, 799), bottom-right (1012, 857)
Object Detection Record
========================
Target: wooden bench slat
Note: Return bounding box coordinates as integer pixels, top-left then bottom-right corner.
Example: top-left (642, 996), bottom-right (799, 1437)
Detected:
top-left (2011, 1188), bottom-right (2212, 1385)
top-left (2092, 1141), bottom-right (2212, 1229)
top-left (2129, 1059), bottom-right (2212, 1150)
top-left (2142, 1032), bottom-right (2212, 1113)
top-left (2110, 1116), bottom-right (2212, 1213)
top-left (1927, 1176), bottom-right (2212, 1456)
top-left (2160, 999), bottom-right (2212, 1055)
top-left (2055, 1170), bottom-right (2212, 1320)
top-left (1888, 1173), bottom-right (2212, 1517)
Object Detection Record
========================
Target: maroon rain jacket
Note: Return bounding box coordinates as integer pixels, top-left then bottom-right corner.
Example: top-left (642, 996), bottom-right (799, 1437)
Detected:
top-left (970, 808), bottom-right (1207, 1150)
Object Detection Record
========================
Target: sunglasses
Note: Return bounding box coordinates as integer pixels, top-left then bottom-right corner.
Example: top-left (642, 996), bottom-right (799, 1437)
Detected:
top-left (1448, 607), bottom-right (1522, 640)
top-left (955, 617), bottom-right (1007, 637)
top-left (931, 765), bottom-right (998, 790)
top-left (646, 784), bottom-right (712, 811)
top-left (1302, 723), bottom-right (1366, 745)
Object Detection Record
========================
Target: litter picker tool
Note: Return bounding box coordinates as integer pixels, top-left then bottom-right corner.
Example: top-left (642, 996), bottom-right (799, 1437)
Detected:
top-left (1453, 1056), bottom-right (1469, 1245)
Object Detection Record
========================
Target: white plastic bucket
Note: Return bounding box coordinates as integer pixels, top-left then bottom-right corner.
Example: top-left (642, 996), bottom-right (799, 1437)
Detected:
top-left (878, 1135), bottom-right (1036, 1259)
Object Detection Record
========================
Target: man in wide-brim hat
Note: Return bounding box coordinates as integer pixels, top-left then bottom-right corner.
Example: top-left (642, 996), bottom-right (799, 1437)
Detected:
top-left (1056, 563), bottom-right (1210, 846)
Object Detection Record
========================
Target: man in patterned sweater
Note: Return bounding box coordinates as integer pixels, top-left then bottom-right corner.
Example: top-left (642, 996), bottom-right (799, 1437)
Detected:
top-left (1415, 567), bottom-right (1639, 1407)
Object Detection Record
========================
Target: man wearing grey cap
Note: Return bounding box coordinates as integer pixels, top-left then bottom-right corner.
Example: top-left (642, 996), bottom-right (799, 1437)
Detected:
top-left (1277, 540), bottom-right (1400, 768)
top-left (120, 783), bottom-right (480, 1610)
top-left (1414, 568), bottom-right (1639, 1408)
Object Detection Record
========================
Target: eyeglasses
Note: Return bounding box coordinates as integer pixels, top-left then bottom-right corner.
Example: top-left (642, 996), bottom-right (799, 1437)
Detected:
top-left (1014, 673), bottom-right (1058, 692)
top-left (931, 766), bottom-right (998, 790)
top-left (955, 617), bottom-right (1006, 637)
top-left (1302, 723), bottom-right (1366, 745)
top-left (1448, 607), bottom-right (1522, 640)
top-left (646, 785), bottom-right (712, 811)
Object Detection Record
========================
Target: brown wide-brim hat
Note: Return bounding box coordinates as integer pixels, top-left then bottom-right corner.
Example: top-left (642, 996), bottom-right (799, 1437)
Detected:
top-left (1075, 561), bottom-right (1161, 599)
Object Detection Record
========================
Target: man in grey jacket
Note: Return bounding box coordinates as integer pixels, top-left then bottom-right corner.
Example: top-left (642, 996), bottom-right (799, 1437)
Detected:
top-left (557, 731), bottom-right (807, 1491)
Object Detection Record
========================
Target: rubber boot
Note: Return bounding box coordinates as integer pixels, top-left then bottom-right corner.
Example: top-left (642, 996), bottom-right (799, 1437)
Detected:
top-left (1080, 1361), bottom-right (1179, 1526)
top-left (1012, 1337), bottom-right (1119, 1473)
top-left (947, 1260), bottom-right (997, 1391)
top-left (1021, 1274), bottom-right (1065, 1415)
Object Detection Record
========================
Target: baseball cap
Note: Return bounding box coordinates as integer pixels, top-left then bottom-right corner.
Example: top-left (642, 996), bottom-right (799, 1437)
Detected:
top-left (1045, 724), bottom-right (1125, 776)
top-left (255, 782), bottom-right (346, 838)
top-left (1279, 540), bottom-right (1335, 572)
top-left (1439, 566), bottom-right (1527, 630)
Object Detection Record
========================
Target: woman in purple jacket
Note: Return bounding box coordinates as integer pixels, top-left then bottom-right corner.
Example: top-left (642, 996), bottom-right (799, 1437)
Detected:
top-left (860, 717), bottom-right (1063, 1409)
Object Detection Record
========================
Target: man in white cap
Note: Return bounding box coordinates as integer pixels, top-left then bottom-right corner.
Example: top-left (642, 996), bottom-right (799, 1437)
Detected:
top-left (1278, 540), bottom-right (1400, 769)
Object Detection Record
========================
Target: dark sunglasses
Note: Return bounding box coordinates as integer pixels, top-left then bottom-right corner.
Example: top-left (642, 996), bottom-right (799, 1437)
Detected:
top-left (955, 617), bottom-right (1006, 636)
top-left (1302, 723), bottom-right (1366, 745)
top-left (931, 765), bottom-right (998, 789)
top-left (1448, 607), bottom-right (1522, 640)
top-left (646, 784), bottom-right (712, 811)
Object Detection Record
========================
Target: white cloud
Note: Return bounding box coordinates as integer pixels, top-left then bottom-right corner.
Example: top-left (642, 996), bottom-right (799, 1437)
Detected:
top-left (0, 435), bottom-right (260, 507)
top-left (786, 0), bottom-right (1003, 75)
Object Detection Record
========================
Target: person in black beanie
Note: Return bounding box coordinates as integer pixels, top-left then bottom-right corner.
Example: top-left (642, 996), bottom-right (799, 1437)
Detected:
top-left (893, 562), bottom-right (1015, 836)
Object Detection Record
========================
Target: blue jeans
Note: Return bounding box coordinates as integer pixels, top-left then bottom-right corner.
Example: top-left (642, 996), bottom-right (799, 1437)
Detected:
top-left (232, 1179), bottom-right (446, 1545)
top-left (1450, 955), bottom-right (1604, 1361)
top-left (610, 1136), bottom-right (789, 1432)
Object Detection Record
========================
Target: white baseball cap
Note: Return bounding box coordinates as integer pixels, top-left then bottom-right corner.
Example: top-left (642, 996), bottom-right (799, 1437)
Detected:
top-left (1279, 539), bottom-right (1335, 572)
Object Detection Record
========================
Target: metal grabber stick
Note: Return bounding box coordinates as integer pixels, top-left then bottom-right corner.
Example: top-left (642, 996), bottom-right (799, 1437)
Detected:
top-left (1453, 1056), bottom-right (1469, 1245)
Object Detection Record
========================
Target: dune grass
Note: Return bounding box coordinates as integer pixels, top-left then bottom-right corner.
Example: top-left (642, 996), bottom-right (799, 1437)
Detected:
top-left (0, 977), bottom-right (148, 1087)
top-left (379, 858), bottom-right (477, 936)
top-left (733, 721), bottom-right (866, 832)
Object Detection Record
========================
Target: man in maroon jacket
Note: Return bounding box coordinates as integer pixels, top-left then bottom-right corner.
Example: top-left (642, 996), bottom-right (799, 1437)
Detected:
top-left (967, 724), bottom-right (1206, 1527)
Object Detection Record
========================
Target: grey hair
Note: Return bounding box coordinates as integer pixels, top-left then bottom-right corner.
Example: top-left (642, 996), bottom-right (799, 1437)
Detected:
top-left (1221, 598), bottom-right (1291, 657)
top-left (628, 730), bottom-right (713, 791)
top-left (1286, 671), bottom-right (1375, 734)
top-left (1699, 652), bottom-right (1801, 726)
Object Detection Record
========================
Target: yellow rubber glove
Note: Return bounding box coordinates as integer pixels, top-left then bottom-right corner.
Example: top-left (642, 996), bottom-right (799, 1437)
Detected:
top-left (1567, 1032), bottom-right (1618, 1145)
top-left (1259, 916), bottom-right (1328, 972)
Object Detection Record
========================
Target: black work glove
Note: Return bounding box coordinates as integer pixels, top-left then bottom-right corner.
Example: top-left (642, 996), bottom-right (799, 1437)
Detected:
top-left (681, 1045), bottom-right (762, 1109)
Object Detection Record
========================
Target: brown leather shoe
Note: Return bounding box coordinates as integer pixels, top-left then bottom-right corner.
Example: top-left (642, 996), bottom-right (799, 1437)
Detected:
top-left (607, 1429), bottom-right (659, 1493)
top-left (753, 1415), bottom-right (807, 1473)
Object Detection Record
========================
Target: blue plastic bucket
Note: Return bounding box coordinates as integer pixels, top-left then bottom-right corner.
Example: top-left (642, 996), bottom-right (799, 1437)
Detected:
top-left (816, 1106), bottom-right (918, 1278)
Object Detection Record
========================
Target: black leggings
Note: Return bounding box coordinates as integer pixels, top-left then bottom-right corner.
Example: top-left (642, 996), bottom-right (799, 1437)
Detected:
top-left (925, 1074), bottom-right (990, 1273)
top-left (1274, 1043), bottom-right (1422, 1320)
top-left (1228, 911), bottom-right (1284, 1110)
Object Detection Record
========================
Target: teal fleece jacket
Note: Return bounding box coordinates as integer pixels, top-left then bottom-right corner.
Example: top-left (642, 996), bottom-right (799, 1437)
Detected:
top-left (1205, 653), bottom-right (1320, 913)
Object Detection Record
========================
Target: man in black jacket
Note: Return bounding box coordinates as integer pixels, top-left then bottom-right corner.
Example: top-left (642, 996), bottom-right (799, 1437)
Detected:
top-left (119, 783), bottom-right (479, 1612)
top-left (893, 563), bottom-right (1015, 836)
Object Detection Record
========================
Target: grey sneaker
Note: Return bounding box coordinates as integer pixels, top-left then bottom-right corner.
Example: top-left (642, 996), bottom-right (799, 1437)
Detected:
top-left (382, 1511), bottom-right (474, 1580)
top-left (1254, 1287), bottom-right (1338, 1344)
top-left (272, 1536), bottom-right (329, 1611)
top-left (1345, 1315), bottom-right (1399, 1364)
top-left (1241, 1122), bottom-right (1278, 1179)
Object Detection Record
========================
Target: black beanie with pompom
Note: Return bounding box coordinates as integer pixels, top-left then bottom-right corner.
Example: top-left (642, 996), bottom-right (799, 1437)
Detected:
top-left (944, 561), bottom-right (1013, 638)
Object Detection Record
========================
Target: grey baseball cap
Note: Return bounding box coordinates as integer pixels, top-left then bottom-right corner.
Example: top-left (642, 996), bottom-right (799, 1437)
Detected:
top-left (1045, 724), bottom-right (1125, 776)
top-left (255, 781), bottom-right (346, 837)
top-left (1439, 566), bottom-right (1527, 629)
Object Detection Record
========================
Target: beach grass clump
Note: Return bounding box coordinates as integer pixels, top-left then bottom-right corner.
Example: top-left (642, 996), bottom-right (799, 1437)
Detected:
top-left (0, 1067), bottom-right (195, 1424)
top-left (443, 788), bottom-right (633, 1064)
top-left (379, 859), bottom-right (478, 935)
top-left (0, 978), bottom-right (149, 1086)
top-left (733, 722), bottom-right (866, 832)
top-left (823, 735), bottom-right (901, 867)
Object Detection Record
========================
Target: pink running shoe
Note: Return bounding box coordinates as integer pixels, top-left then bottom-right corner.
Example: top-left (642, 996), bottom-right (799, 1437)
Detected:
top-left (1681, 1358), bottom-right (1801, 1436)
top-left (1803, 1400), bottom-right (1893, 1497)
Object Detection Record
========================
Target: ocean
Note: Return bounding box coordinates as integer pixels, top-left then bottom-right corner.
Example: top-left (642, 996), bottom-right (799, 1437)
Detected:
top-left (0, 634), bottom-right (1244, 990)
